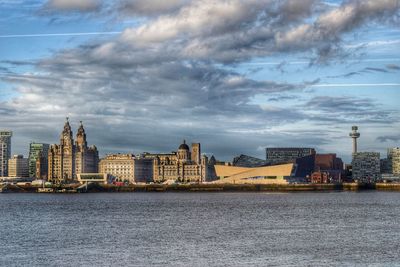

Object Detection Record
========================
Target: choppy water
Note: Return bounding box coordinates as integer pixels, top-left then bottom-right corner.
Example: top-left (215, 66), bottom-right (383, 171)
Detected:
top-left (1, 192), bottom-right (400, 267)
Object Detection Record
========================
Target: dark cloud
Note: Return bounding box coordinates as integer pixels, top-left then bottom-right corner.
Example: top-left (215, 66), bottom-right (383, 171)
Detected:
top-left (377, 135), bottom-right (400, 143)
top-left (327, 66), bottom-right (392, 78)
top-left (41, 0), bottom-right (101, 13)
top-left (304, 96), bottom-right (396, 124)
top-left (386, 63), bottom-right (400, 70)
top-left (118, 0), bottom-right (189, 17)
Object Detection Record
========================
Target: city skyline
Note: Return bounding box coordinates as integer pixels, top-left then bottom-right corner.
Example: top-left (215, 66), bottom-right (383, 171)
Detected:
top-left (1, 0), bottom-right (400, 162)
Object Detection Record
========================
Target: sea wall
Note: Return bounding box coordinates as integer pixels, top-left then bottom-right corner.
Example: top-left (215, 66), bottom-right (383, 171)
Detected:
top-left (2, 182), bottom-right (399, 193)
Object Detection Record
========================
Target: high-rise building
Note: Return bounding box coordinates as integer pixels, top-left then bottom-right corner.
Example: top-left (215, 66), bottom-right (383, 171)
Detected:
top-left (99, 154), bottom-right (135, 183)
top-left (352, 152), bottom-right (380, 183)
top-left (266, 147), bottom-right (316, 165)
top-left (8, 155), bottom-right (29, 178)
top-left (48, 118), bottom-right (99, 183)
top-left (28, 142), bottom-right (49, 178)
top-left (387, 147), bottom-right (400, 175)
top-left (265, 147), bottom-right (316, 177)
top-left (0, 130), bottom-right (12, 177)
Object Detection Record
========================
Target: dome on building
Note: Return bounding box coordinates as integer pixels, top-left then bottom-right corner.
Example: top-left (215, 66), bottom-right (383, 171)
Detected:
top-left (178, 140), bottom-right (189, 150)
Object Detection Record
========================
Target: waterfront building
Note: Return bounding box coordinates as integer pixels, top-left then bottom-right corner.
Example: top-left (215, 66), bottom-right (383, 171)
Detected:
top-left (134, 157), bottom-right (154, 183)
top-left (48, 118), bottom-right (99, 183)
top-left (232, 154), bottom-right (266, 167)
top-left (142, 140), bottom-right (209, 183)
top-left (213, 163), bottom-right (299, 184)
top-left (28, 142), bottom-right (49, 178)
top-left (8, 155), bottom-right (29, 178)
top-left (0, 130), bottom-right (12, 177)
top-left (99, 154), bottom-right (135, 183)
top-left (387, 147), bottom-right (400, 175)
top-left (312, 154), bottom-right (344, 183)
top-left (314, 154), bottom-right (344, 171)
top-left (380, 158), bottom-right (390, 174)
top-left (265, 147), bottom-right (316, 165)
top-left (352, 152), bottom-right (380, 183)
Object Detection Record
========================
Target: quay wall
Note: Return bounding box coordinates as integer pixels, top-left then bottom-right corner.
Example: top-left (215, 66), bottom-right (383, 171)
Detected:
top-left (3, 183), bottom-right (400, 193)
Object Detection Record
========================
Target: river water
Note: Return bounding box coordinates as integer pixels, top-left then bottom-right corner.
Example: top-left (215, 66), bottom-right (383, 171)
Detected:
top-left (1, 192), bottom-right (399, 266)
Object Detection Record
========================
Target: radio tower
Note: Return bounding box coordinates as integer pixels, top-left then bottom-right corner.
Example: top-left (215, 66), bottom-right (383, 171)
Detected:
top-left (349, 126), bottom-right (360, 154)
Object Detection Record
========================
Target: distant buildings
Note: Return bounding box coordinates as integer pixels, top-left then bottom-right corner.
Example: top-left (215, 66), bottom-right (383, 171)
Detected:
top-left (133, 157), bottom-right (154, 183)
top-left (265, 147), bottom-right (316, 178)
top-left (28, 142), bottom-right (49, 179)
top-left (0, 130), bottom-right (12, 177)
top-left (266, 147), bottom-right (316, 165)
top-left (232, 154), bottom-right (266, 167)
top-left (8, 155), bottom-right (29, 178)
top-left (99, 154), bottom-right (135, 183)
top-left (387, 147), bottom-right (400, 175)
top-left (380, 148), bottom-right (400, 182)
top-left (213, 163), bottom-right (299, 184)
top-left (311, 154), bottom-right (344, 183)
top-left (48, 118), bottom-right (99, 183)
top-left (352, 152), bottom-right (381, 183)
top-left (142, 141), bottom-right (210, 183)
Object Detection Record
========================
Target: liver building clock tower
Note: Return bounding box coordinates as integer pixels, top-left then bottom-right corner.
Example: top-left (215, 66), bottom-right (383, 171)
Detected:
top-left (48, 118), bottom-right (99, 183)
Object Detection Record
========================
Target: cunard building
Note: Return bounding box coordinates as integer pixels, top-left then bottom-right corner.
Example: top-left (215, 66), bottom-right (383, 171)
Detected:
top-left (48, 118), bottom-right (99, 183)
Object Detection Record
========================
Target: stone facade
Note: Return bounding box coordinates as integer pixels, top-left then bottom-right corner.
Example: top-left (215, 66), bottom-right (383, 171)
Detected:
top-left (99, 154), bottom-right (135, 183)
top-left (142, 140), bottom-right (208, 183)
top-left (48, 119), bottom-right (99, 183)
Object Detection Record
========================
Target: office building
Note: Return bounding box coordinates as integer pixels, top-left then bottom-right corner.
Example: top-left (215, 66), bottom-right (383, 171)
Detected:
top-left (0, 130), bottom-right (12, 177)
top-left (232, 154), bottom-right (266, 167)
top-left (387, 147), bottom-right (400, 175)
top-left (8, 155), bottom-right (29, 178)
top-left (99, 154), bottom-right (135, 183)
top-left (266, 147), bottom-right (316, 165)
top-left (134, 157), bottom-right (154, 183)
top-left (28, 142), bottom-right (49, 178)
top-left (311, 154), bottom-right (344, 183)
top-left (352, 152), bottom-right (380, 183)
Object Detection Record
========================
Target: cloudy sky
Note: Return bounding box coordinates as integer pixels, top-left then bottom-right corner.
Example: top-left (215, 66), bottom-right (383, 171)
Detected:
top-left (0, 0), bottom-right (399, 162)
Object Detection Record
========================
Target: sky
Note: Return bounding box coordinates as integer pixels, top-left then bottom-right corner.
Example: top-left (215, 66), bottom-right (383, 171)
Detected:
top-left (0, 0), bottom-right (399, 163)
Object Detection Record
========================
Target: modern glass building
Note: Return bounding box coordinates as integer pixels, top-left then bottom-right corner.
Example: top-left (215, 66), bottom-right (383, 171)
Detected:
top-left (28, 142), bottom-right (49, 178)
top-left (0, 130), bottom-right (12, 177)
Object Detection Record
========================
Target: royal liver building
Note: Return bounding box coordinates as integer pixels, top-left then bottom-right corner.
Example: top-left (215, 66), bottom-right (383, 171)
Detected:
top-left (48, 118), bottom-right (99, 183)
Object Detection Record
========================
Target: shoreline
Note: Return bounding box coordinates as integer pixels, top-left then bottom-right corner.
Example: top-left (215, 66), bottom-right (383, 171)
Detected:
top-left (2, 182), bottom-right (400, 193)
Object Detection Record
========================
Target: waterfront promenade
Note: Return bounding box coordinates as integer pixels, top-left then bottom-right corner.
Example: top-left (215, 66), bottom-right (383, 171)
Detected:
top-left (2, 182), bottom-right (400, 193)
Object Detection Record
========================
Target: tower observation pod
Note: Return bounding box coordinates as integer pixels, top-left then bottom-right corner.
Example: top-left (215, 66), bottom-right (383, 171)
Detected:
top-left (349, 126), bottom-right (360, 154)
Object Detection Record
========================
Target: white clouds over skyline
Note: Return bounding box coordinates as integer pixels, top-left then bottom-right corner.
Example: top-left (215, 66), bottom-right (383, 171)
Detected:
top-left (0, 0), bottom-right (399, 162)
